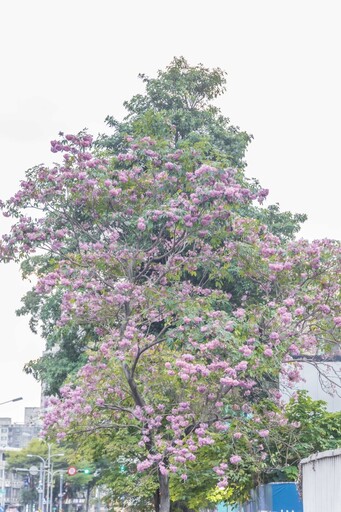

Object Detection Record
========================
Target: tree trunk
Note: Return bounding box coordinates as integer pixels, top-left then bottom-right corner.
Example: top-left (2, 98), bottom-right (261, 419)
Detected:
top-left (154, 487), bottom-right (160, 512)
top-left (158, 471), bottom-right (170, 512)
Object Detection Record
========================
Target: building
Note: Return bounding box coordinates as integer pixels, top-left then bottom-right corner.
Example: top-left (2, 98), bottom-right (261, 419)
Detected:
top-left (0, 446), bottom-right (22, 510)
top-left (0, 407), bottom-right (42, 509)
top-left (0, 408), bottom-right (42, 451)
top-left (0, 419), bottom-right (11, 448)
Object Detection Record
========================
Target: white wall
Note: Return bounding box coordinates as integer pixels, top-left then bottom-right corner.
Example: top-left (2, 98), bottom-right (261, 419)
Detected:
top-left (301, 449), bottom-right (341, 512)
top-left (281, 361), bottom-right (341, 412)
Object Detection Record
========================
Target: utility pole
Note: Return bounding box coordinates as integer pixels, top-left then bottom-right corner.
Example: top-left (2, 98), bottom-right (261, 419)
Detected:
top-left (85, 482), bottom-right (90, 512)
top-left (50, 470), bottom-right (66, 512)
top-left (47, 444), bottom-right (51, 512)
top-left (38, 463), bottom-right (44, 512)
top-left (27, 445), bottom-right (64, 512)
top-left (27, 454), bottom-right (47, 512)
top-left (58, 472), bottom-right (63, 512)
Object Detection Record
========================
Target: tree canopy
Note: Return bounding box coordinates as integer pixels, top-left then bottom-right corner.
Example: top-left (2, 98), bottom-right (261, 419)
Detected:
top-left (1, 58), bottom-right (339, 512)
top-left (102, 56), bottom-right (251, 166)
top-left (1, 130), bottom-right (339, 511)
top-left (18, 57), bottom-right (307, 397)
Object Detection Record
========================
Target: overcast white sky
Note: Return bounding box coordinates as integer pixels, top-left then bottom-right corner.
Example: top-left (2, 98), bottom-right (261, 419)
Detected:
top-left (0, 0), bottom-right (340, 422)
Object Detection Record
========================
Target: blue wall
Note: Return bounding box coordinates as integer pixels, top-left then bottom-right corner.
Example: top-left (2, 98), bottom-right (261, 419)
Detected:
top-left (217, 482), bottom-right (303, 512)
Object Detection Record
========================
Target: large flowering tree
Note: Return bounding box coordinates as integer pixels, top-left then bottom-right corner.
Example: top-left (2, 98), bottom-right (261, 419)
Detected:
top-left (0, 129), bottom-right (339, 511)
top-left (17, 57), bottom-right (307, 399)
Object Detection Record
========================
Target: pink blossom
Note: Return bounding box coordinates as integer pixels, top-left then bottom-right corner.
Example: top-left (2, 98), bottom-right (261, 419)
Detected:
top-left (334, 317), bottom-right (341, 327)
top-left (217, 478), bottom-right (228, 489)
top-left (319, 304), bottom-right (331, 314)
top-left (269, 263), bottom-right (284, 272)
top-left (289, 344), bottom-right (300, 356)
top-left (137, 460), bottom-right (153, 472)
top-left (263, 348), bottom-right (273, 357)
top-left (159, 464), bottom-right (169, 476)
top-left (180, 373), bottom-right (190, 381)
top-left (281, 312), bottom-right (292, 324)
top-left (233, 432), bottom-right (242, 439)
top-left (239, 345), bottom-right (253, 357)
top-left (235, 361), bottom-right (248, 371)
top-left (284, 298), bottom-right (295, 307)
top-left (230, 455), bottom-right (242, 464)
top-left (137, 218), bottom-right (146, 231)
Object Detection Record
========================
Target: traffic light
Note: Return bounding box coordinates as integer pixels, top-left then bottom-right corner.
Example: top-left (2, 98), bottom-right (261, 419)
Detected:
top-left (78, 468), bottom-right (91, 474)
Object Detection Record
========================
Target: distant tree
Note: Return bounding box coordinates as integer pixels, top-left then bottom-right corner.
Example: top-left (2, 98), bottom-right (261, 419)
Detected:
top-left (5, 438), bottom-right (96, 510)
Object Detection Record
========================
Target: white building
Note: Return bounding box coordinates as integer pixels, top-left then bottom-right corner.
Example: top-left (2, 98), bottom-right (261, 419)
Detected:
top-left (0, 447), bottom-right (22, 510)
top-left (0, 408), bottom-right (42, 451)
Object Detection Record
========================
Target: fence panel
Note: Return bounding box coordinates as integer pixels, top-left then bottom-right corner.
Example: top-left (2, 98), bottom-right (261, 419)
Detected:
top-left (301, 448), bottom-right (341, 512)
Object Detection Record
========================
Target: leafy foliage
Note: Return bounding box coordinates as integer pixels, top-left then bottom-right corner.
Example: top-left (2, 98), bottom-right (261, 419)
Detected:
top-left (1, 58), bottom-right (339, 512)
top-left (102, 56), bottom-right (251, 166)
top-left (18, 58), bottom-right (306, 398)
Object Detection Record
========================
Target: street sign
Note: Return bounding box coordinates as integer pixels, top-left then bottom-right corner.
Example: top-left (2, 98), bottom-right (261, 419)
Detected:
top-left (67, 466), bottom-right (77, 476)
top-left (29, 465), bottom-right (39, 476)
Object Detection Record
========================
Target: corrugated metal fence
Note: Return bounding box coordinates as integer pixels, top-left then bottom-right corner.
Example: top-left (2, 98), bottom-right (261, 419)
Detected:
top-left (301, 448), bottom-right (341, 512)
top-left (217, 482), bottom-right (302, 512)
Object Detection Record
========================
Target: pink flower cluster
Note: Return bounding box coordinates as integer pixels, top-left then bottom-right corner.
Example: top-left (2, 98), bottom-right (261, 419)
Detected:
top-left (0, 131), bottom-right (340, 483)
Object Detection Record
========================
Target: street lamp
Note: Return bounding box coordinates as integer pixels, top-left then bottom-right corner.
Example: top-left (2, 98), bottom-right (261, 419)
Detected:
top-left (27, 454), bottom-right (46, 512)
top-left (47, 450), bottom-right (65, 512)
top-left (0, 397), bottom-right (23, 406)
top-left (51, 469), bottom-right (67, 512)
top-left (27, 449), bottom-right (64, 512)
